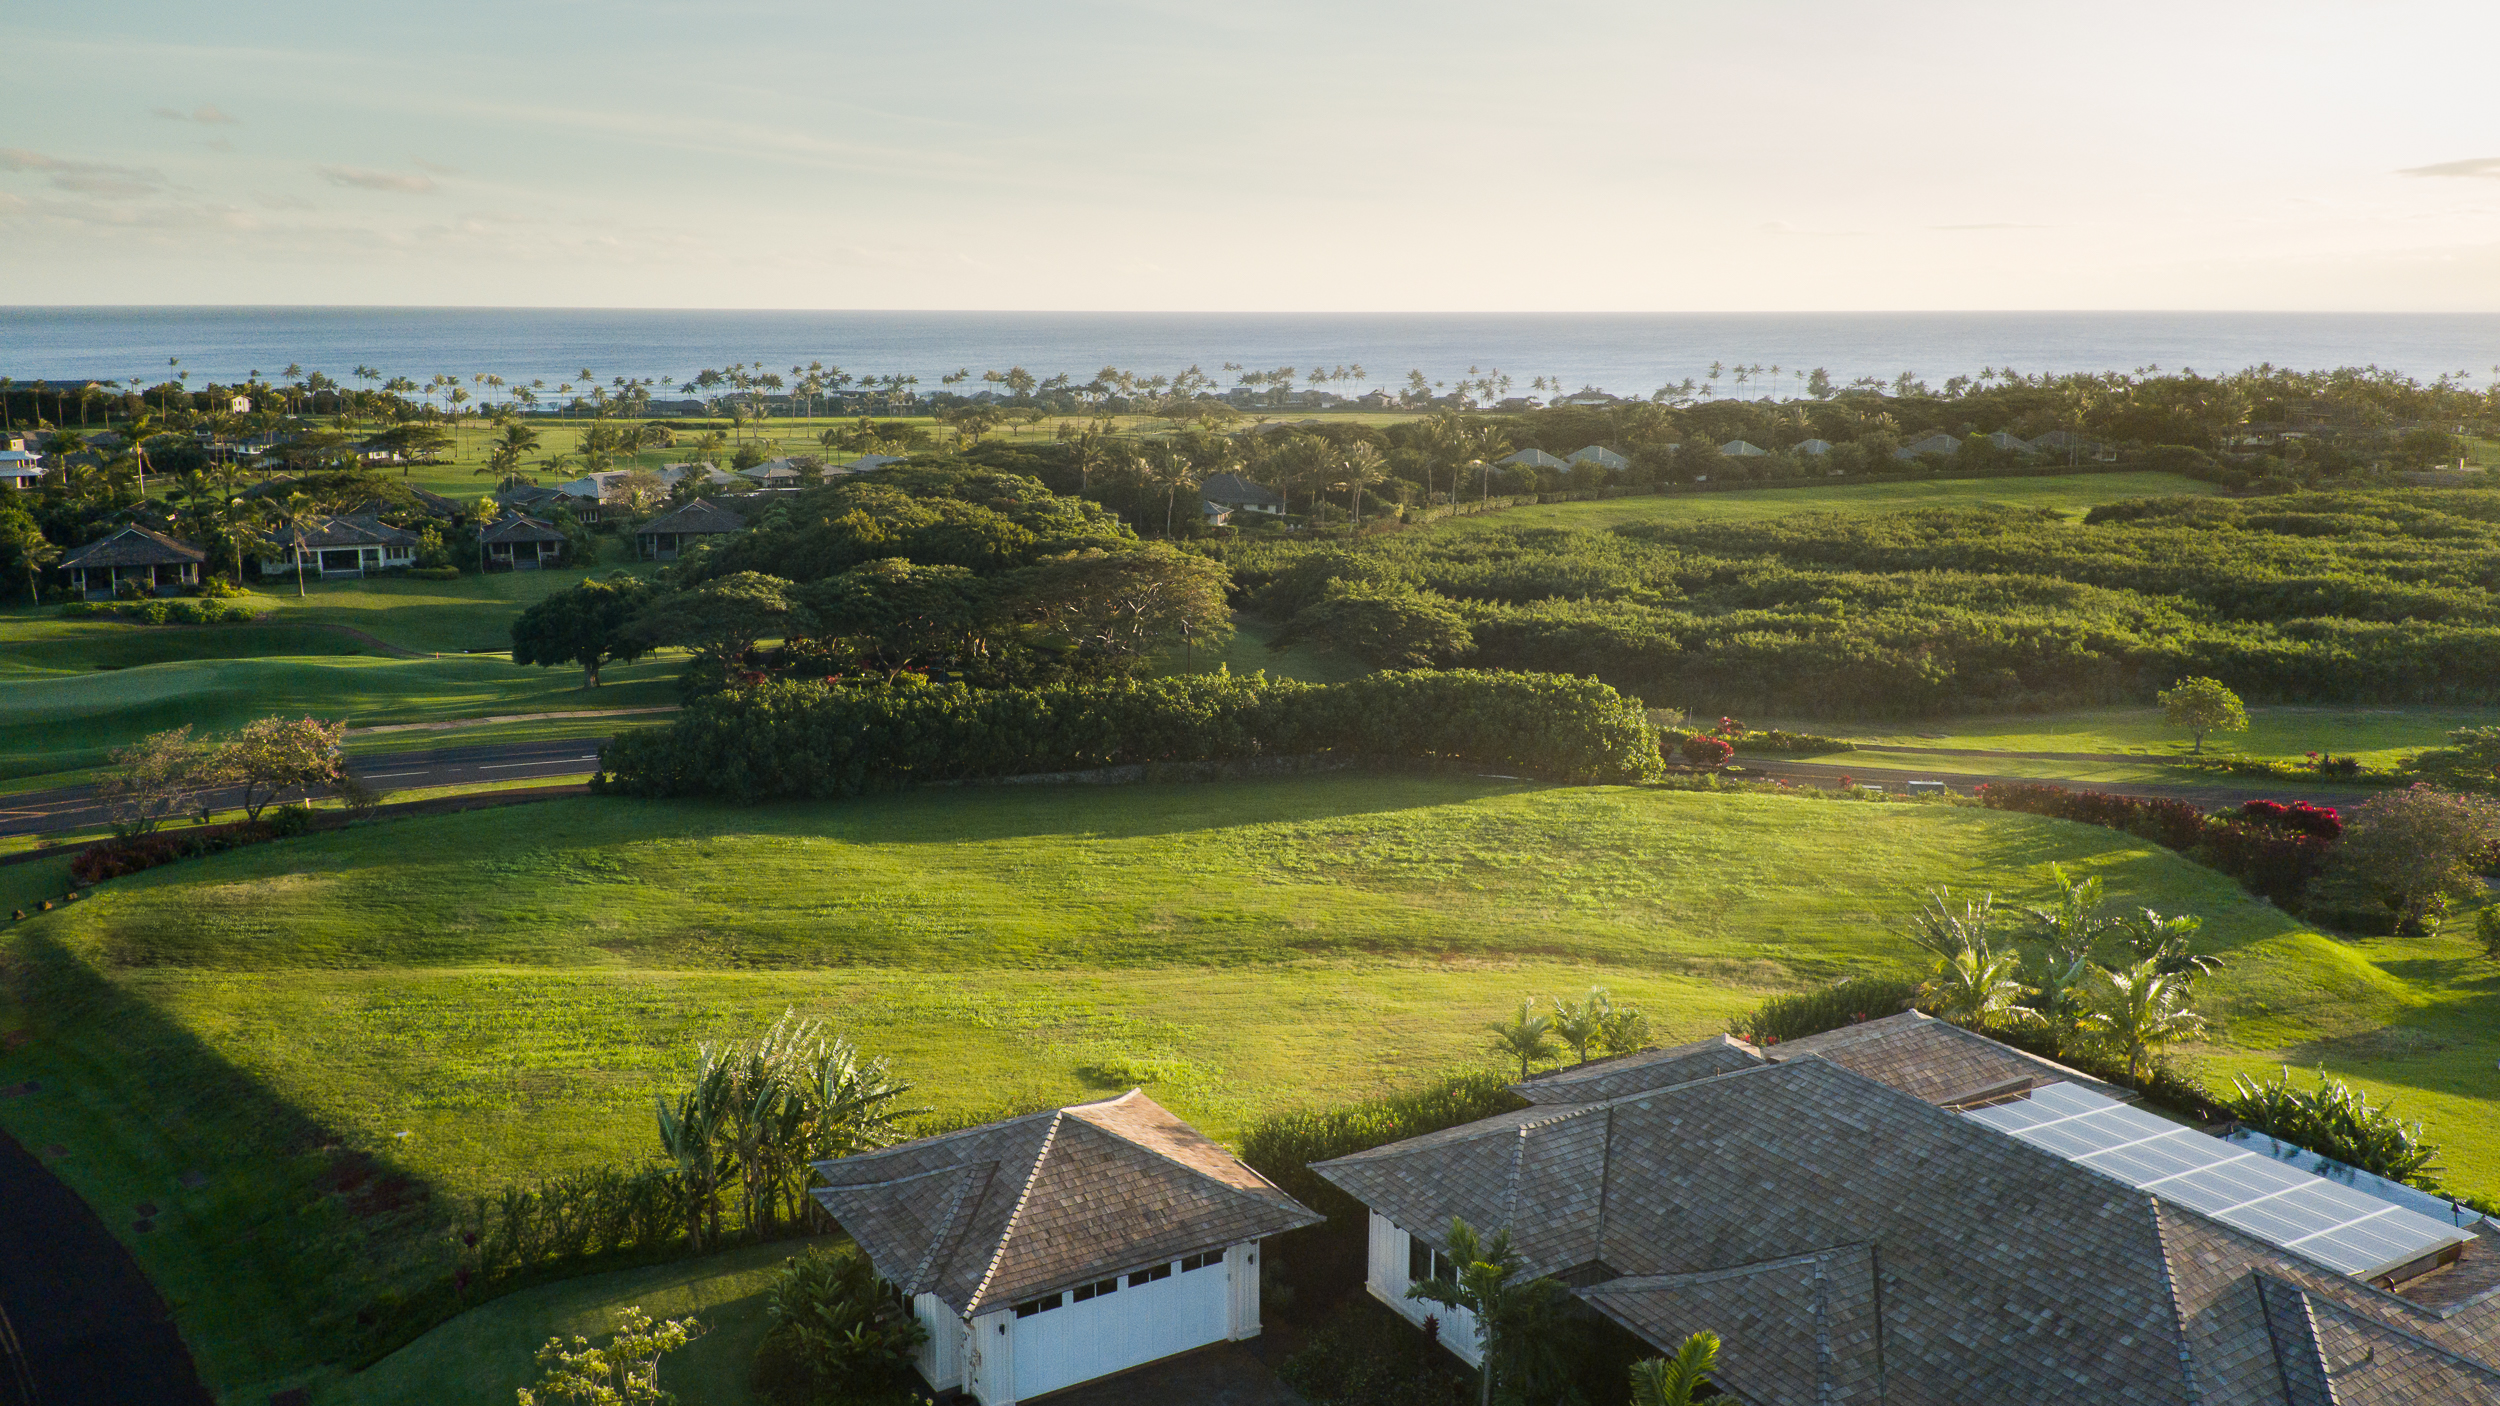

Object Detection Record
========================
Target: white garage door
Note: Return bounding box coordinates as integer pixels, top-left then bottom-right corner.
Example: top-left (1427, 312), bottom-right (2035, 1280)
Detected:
top-left (1011, 1252), bottom-right (1230, 1400)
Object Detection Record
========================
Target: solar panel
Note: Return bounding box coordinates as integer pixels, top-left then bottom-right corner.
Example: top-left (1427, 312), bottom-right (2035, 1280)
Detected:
top-left (1961, 1082), bottom-right (2470, 1280)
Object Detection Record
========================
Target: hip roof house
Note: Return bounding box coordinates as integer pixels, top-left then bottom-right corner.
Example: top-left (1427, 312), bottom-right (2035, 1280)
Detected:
top-left (477, 512), bottom-right (566, 570)
top-left (1567, 445), bottom-right (1630, 472)
top-left (1200, 472), bottom-right (1284, 521)
top-left (1314, 1011), bottom-right (2500, 1404)
top-left (58, 525), bottom-right (204, 599)
top-left (260, 515), bottom-right (422, 580)
top-left (1495, 448), bottom-right (1571, 472)
top-left (811, 1090), bottom-right (1321, 1405)
top-left (634, 498), bottom-right (748, 561)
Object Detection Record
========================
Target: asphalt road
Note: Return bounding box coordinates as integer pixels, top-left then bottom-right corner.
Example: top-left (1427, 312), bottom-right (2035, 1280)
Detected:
top-left (0, 738), bottom-right (609, 840)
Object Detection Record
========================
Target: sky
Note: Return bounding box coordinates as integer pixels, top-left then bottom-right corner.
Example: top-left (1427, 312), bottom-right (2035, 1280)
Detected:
top-left (5, 0), bottom-right (2500, 311)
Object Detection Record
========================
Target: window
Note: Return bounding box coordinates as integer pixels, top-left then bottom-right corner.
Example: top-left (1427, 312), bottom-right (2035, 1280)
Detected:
top-left (1128, 1263), bottom-right (1173, 1288)
top-left (1180, 1251), bottom-right (1219, 1273)
top-left (1407, 1236), bottom-right (1454, 1284)
top-left (1072, 1277), bottom-right (1118, 1303)
top-left (1012, 1293), bottom-right (1063, 1318)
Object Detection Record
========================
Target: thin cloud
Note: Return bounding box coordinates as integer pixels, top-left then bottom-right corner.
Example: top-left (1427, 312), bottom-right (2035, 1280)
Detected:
top-left (2398, 157), bottom-right (2500, 179)
top-left (253, 191), bottom-right (316, 210)
top-left (149, 103), bottom-right (240, 124)
top-left (411, 158), bottom-right (459, 175)
top-left (0, 147), bottom-right (167, 198)
top-left (150, 106), bottom-right (186, 120)
top-left (318, 165), bottom-right (436, 193)
top-left (1930, 222), bottom-right (2052, 230)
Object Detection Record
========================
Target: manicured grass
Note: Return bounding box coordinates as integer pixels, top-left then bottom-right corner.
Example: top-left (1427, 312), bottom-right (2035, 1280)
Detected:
top-left (1787, 704), bottom-right (2496, 767)
top-left (3, 776), bottom-right (2493, 1397)
top-left (1443, 470), bottom-right (2217, 530)
top-left (0, 653), bottom-right (681, 786)
top-left (331, 1238), bottom-right (803, 1406)
top-left (234, 549), bottom-right (658, 655)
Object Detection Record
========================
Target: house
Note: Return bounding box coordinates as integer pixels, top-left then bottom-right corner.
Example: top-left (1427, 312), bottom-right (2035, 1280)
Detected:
top-left (260, 515), bottom-right (422, 579)
top-left (1200, 472), bottom-right (1284, 522)
top-left (1313, 1011), bottom-right (2500, 1403)
top-left (1566, 446), bottom-right (1629, 473)
top-left (810, 1090), bottom-right (1321, 1406)
top-left (634, 498), bottom-right (748, 561)
top-left (57, 525), bottom-right (204, 599)
top-left (736, 458), bottom-right (807, 486)
top-left (1556, 390), bottom-right (1621, 407)
top-left (844, 452), bottom-right (906, 473)
top-left (1792, 438), bottom-right (1834, 456)
top-left (477, 513), bottom-right (566, 570)
top-left (1896, 432), bottom-right (1962, 459)
top-left (1983, 430), bottom-right (2034, 453)
top-left (1717, 439), bottom-right (1769, 457)
top-left (0, 437), bottom-right (44, 488)
top-left (1495, 448), bottom-right (1571, 473)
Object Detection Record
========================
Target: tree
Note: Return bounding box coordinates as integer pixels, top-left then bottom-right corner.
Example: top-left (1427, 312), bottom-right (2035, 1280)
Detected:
top-left (2025, 864), bottom-right (2119, 1041)
top-left (1133, 442), bottom-right (1196, 536)
top-left (2079, 959), bottom-right (2208, 1083)
top-left (2159, 676), bottom-right (2247, 754)
top-left (1270, 581), bottom-right (1473, 669)
top-left (629, 571), bottom-right (801, 668)
top-left (0, 507), bottom-right (58, 602)
top-left (1906, 889), bottom-right (2037, 1031)
top-left (1334, 442), bottom-right (1389, 525)
top-left (1016, 545), bottom-right (1233, 672)
top-left (2335, 784), bottom-right (2500, 932)
top-left (1406, 1218), bottom-right (1580, 1406)
top-left (516, 1306), bottom-right (699, 1406)
top-left (209, 716), bottom-right (347, 822)
top-left (1486, 997), bottom-right (1558, 1080)
top-left (512, 574), bottom-right (656, 687)
top-left (796, 557), bottom-right (995, 679)
top-left (1629, 1331), bottom-right (1721, 1406)
top-left (267, 492), bottom-right (318, 598)
top-left (98, 727), bottom-right (209, 837)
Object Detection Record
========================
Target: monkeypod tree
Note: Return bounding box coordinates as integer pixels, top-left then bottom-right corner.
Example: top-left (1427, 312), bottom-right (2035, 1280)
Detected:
top-left (511, 572), bottom-right (658, 686)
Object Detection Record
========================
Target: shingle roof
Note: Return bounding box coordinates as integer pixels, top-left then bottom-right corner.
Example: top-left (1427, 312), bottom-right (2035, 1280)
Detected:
top-left (478, 513), bottom-right (565, 544)
top-left (1512, 1035), bottom-right (1763, 1106)
top-left (1580, 1244), bottom-right (1882, 1405)
top-left (1761, 1010), bottom-right (2133, 1105)
top-left (810, 1090), bottom-right (1320, 1317)
top-left (59, 525), bottom-right (205, 569)
top-left (1200, 472), bottom-right (1282, 508)
top-left (1567, 445), bottom-right (1629, 470)
top-left (636, 499), bottom-right (748, 537)
top-left (1495, 449), bottom-right (1570, 471)
top-left (274, 515), bottom-right (420, 551)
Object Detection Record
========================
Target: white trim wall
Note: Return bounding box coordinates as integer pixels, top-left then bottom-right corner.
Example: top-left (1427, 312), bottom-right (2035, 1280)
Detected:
top-left (1365, 1211), bottom-right (1484, 1367)
top-left (956, 1239), bottom-right (1266, 1406)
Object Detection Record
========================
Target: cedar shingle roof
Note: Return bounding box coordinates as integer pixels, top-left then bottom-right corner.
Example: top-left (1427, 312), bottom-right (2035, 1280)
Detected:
top-left (1317, 1051), bottom-right (2500, 1401)
top-left (274, 515), bottom-right (420, 551)
top-left (635, 499), bottom-right (747, 538)
top-left (1761, 1010), bottom-right (2134, 1105)
top-left (1199, 473), bottom-right (1282, 509)
top-left (810, 1090), bottom-right (1320, 1317)
top-left (478, 513), bottom-right (564, 544)
top-left (59, 525), bottom-right (204, 569)
top-left (1513, 1035), bottom-right (1763, 1106)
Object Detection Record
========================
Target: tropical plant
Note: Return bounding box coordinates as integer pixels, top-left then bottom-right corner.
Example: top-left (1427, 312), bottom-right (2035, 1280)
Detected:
top-left (2223, 1067), bottom-right (2441, 1182)
top-left (2118, 908), bottom-right (2219, 980)
top-left (513, 573), bottom-right (656, 686)
top-left (2025, 865), bottom-right (2120, 1040)
top-left (752, 1244), bottom-right (928, 1406)
top-left (1486, 998), bottom-right (1559, 1080)
top-left (2158, 676), bottom-right (2248, 754)
top-left (1405, 1218), bottom-right (1579, 1406)
top-left (2077, 959), bottom-right (2207, 1084)
top-left (1629, 1331), bottom-right (1721, 1406)
top-left (1916, 940), bottom-right (2039, 1032)
top-left (0, 507), bottom-right (58, 602)
top-left (1548, 989), bottom-right (1607, 1066)
top-left (516, 1306), bottom-right (699, 1406)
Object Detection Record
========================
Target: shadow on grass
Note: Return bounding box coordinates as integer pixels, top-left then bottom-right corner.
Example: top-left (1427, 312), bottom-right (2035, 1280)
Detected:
top-left (0, 928), bottom-right (454, 1393)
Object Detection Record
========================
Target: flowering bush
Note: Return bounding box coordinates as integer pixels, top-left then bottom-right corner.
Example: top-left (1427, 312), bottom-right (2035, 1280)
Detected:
top-left (2239, 799), bottom-right (2343, 841)
top-left (1679, 733), bottom-right (1734, 768)
top-left (1971, 782), bottom-right (2206, 851)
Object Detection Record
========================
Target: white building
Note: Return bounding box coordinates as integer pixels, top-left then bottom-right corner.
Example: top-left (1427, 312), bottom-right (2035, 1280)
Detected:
top-left (811, 1090), bottom-right (1320, 1405)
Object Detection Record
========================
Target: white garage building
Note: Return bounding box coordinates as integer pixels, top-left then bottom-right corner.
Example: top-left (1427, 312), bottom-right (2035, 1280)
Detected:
top-left (811, 1090), bottom-right (1321, 1404)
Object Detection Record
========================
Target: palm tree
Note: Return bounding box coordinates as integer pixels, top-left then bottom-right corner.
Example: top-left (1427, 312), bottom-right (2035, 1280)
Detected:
top-left (268, 492), bottom-right (317, 597)
top-left (1486, 998), bottom-right (1558, 1080)
top-left (1916, 941), bottom-right (2039, 1032)
top-left (1406, 1218), bottom-right (1579, 1406)
top-left (1549, 989), bottom-right (1610, 1065)
top-left (1629, 1332), bottom-right (1721, 1406)
top-left (2120, 908), bottom-right (2220, 981)
top-left (1335, 442), bottom-right (1387, 526)
top-left (1, 513), bottom-right (58, 602)
top-left (1136, 443), bottom-right (1196, 537)
top-left (2025, 864), bottom-right (2119, 1039)
top-left (2081, 959), bottom-right (2208, 1084)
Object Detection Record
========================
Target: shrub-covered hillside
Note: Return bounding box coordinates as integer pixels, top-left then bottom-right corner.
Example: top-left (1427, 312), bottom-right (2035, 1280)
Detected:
top-left (1234, 489), bottom-right (2500, 716)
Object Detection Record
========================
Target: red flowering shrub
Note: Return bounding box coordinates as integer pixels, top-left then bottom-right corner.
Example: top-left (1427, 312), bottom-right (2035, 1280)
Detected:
top-left (1971, 782), bottom-right (2207, 851)
top-left (2201, 822), bottom-right (2335, 906)
top-left (2239, 799), bottom-right (2342, 841)
top-left (1680, 733), bottom-right (1734, 767)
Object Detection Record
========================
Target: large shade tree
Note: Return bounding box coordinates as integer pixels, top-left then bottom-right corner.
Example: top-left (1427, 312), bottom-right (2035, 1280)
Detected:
top-left (512, 573), bottom-right (659, 686)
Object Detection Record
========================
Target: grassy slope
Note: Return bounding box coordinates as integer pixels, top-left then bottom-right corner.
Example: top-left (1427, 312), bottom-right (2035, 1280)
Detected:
top-left (1445, 470), bottom-right (2217, 529)
top-left (3, 778), bottom-right (2493, 1398)
top-left (1792, 703), bottom-right (2497, 767)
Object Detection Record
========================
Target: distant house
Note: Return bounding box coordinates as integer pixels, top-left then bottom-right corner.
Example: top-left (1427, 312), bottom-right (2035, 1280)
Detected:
top-left (1793, 438), bottom-right (1835, 456)
top-left (349, 489), bottom-right (464, 524)
top-left (260, 515), bottom-right (422, 580)
top-left (58, 525), bottom-right (204, 599)
top-left (0, 437), bottom-right (44, 488)
top-left (1316, 1011), bottom-right (2500, 1401)
top-left (737, 457), bottom-right (807, 486)
top-left (1983, 430), bottom-right (2034, 453)
top-left (811, 1090), bottom-right (1321, 1406)
top-left (1200, 472), bottom-right (1283, 522)
top-left (1718, 439), bottom-right (1769, 457)
top-left (634, 498), bottom-right (748, 561)
top-left (1495, 448), bottom-right (1571, 473)
top-left (1897, 432), bottom-right (1961, 459)
top-left (477, 513), bottom-right (566, 570)
top-left (1566, 445), bottom-right (1629, 472)
top-left (1555, 390), bottom-right (1621, 407)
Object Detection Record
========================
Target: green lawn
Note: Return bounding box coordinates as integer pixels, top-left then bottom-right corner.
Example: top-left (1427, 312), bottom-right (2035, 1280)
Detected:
top-left (2, 777), bottom-right (2493, 1399)
top-left (1446, 470), bottom-right (2217, 530)
top-left (1784, 704), bottom-right (2495, 768)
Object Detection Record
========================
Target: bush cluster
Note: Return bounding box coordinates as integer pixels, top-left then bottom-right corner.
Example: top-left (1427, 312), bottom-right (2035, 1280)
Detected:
top-left (1970, 782), bottom-right (2208, 851)
top-left (1726, 976), bottom-right (1920, 1045)
top-left (60, 596), bottom-right (254, 625)
top-left (67, 808), bottom-right (313, 883)
top-left (455, 1167), bottom-right (693, 1288)
top-left (597, 669), bottom-right (1663, 800)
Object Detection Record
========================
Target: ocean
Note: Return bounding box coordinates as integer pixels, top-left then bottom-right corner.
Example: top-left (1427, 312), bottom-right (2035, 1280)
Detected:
top-left (5, 308), bottom-right (2499, 400)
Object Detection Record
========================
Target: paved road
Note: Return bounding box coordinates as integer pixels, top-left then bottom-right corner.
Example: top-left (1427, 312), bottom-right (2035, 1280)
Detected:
top-left (0, 738), bottom-right (609, 840)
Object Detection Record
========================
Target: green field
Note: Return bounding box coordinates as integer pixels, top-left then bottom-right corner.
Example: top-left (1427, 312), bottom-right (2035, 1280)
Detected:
top-left (2, 777), bottom-right (2492, 1399)
top-left (1799, 703), bottom-right (2496, 766)
top-left (1444, 470), bottom-right (2217, 529)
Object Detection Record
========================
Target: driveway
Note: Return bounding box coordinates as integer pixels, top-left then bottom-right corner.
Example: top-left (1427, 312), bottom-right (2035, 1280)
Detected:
top-left (1029, 1341), bottom-right (1307, 1406)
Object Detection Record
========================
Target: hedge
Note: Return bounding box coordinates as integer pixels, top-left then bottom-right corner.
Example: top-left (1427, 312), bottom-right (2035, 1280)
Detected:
top-left (1971, 782), bottom-right (2207, 851)
top-left (596, 669), bottom-right (1664, 800)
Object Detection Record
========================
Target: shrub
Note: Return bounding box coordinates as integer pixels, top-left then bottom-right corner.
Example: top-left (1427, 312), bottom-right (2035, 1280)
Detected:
top-left (1727, 976), bottom-right (1920, 1045)
top-left (2222, 1067), bottom-right (2442, 1183)
top-left (1276, 1294), bottom-right (1472, 1406)
top-left (1677, 733), bottom-right (1733, 768)
top-left (409, 566), bottom-right (461, 581)
top-left (598, 669), bottom-right (1663, 800)
top-left (2198, 823), bottom-right (2334, 908)
top-left (751, 1244), bottom-right (928, 1406)
top-left (2334, 784), bottom-right (2500, 931)
top-left (2237, 799), bottom-right (2342, 840)
top-left (1971, 783), bottom-right (2206, 851)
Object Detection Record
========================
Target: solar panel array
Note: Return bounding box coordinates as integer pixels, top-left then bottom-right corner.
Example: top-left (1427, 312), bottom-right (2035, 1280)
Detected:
top-left (1962, 1081), bottom-right (2470, 1280)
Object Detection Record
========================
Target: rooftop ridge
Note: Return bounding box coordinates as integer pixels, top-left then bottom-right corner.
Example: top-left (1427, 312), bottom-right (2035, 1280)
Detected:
top-left (2146, 1195), bottom-right (2206, 1405)
top-left (2266, 1271), bottom-right (2500, 1387)
top-left (1062, 1091), bottom-right (1311, 1216)
top-left (905, 1161), bottom-right (993, 1298)
top-left (965, 1110), bottom-right (1064, 1314)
